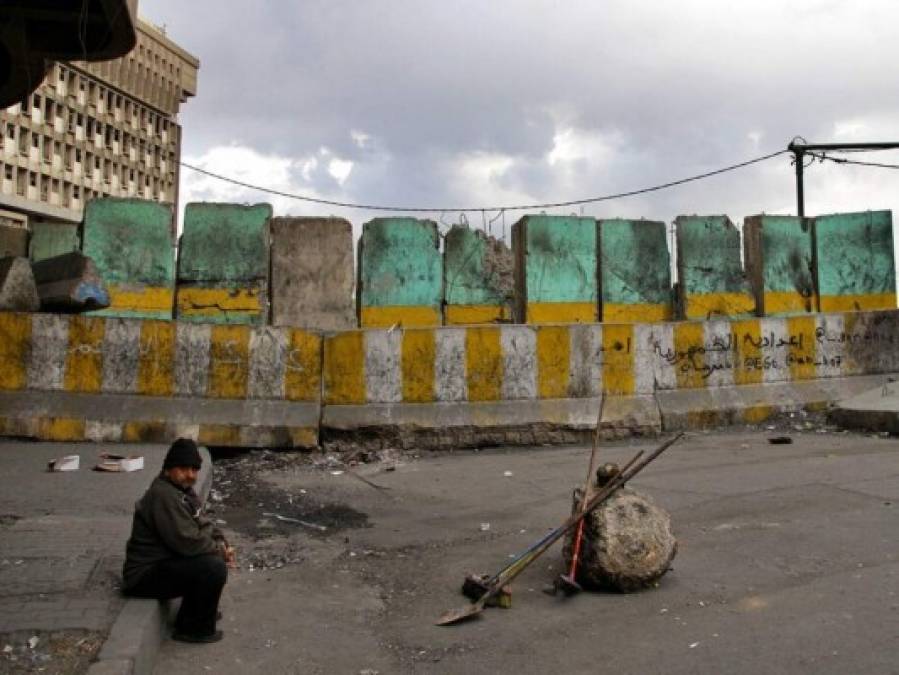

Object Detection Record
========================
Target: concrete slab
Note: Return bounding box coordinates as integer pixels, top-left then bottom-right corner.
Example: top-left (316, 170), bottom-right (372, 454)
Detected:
top-left (0, 256), bottom-right (39, 311)
top-left (829, 379), bottom-right (899, 433)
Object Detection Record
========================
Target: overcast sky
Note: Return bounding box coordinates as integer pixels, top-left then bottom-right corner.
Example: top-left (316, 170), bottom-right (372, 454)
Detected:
top-left (141, 0), bottom-right (899, 273)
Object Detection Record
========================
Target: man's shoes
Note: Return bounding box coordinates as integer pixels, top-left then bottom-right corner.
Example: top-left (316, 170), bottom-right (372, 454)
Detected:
top-left (171, 630), bottom-right (224, 644)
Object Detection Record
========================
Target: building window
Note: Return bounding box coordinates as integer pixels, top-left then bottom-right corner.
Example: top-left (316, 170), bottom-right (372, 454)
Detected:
top-left (28, 172), bottom-right (36, 187)
top-left (6, 123), bottom-right (14, 139)
top-left (31, 134), bottom-right (38, 148)
top-left (4, 165), bottom-right (12, 180)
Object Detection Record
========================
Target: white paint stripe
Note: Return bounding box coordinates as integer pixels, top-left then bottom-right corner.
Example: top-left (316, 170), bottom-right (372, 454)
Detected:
top-left (174, 323), bottom-right (211, 397)
top-left (568, 324), bottom-right (602, 398)
top-left (703, 319), bottom-right (735, 388)
top-left (501, 326), bottom-right (537, 400)
top-left (435, 328), bottom-right (467, 402)
top-left (101, 318), bottom-right (141, 393)
top-left (248, 327), bottom-right (288, 399)
top-left (27, 314), bottom-right (69, 391)
top-left (84, 420), bottom-right (123, 442)
top-left (365, 329), bottom-right (402, 403)
top-left (637, 322), bottom-right (675, 393)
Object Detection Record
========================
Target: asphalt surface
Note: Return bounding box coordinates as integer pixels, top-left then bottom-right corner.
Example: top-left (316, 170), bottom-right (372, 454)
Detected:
top-left (145, 428), bottom-right (899, 675)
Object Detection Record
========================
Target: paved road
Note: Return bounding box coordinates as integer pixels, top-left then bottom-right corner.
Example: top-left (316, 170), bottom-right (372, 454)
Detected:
top-left (151, 429), bottom-right (898, 675)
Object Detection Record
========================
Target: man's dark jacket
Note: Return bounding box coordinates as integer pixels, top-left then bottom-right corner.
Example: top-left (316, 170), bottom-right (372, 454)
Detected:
top-left (122, 474), bottom-right (222, 590)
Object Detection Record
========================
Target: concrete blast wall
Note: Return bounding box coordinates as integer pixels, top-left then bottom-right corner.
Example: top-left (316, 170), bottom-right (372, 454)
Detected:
top-left (813, 210), bottom-right (896, 313)
top-left (357, 218), bottom-right (442, 328)
top-left (444, 225), bottom-right (514, 324)
top-left (600, 218), bottom-right (672, 322)
top-left (512, 215), bottom-right (598, 323)
top-left (675, 215), bottom-right (755, 320)
top-left (0, 225), bottom-right (28, 258)
top-left (29, 221), bottom-right (80, 262)
top-left (743, 215), bottom-right (816, 317)
top-left (270, 217), bottom-right (356, 331)
top-left (176, 202), bottom-right (272, 325)
top-left (82, 198), bottom-right (175, 320)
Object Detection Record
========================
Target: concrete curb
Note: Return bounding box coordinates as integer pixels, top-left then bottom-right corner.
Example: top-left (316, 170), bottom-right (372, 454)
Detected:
top-left (829, 377), bottom-right (899, 433)
top-left (88, 446), bottom-right (213, 675)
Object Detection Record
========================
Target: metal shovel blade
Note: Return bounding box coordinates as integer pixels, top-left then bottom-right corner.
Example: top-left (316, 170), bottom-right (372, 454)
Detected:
top-left (435, 602), bottom-right (484, 626)
top-left (555, 573), bottom-right (582, 596)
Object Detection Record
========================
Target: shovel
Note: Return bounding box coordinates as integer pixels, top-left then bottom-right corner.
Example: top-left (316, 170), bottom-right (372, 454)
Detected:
top-left (436, 432), bottom-right (683, 626)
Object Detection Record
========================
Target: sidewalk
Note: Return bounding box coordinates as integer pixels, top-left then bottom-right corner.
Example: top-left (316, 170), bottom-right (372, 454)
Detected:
top-left (0, 440), bottom-right (210, 675)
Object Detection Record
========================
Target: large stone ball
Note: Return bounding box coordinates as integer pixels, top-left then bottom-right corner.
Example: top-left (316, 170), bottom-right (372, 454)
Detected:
top-left (563, 487), bottom-right (677, 592)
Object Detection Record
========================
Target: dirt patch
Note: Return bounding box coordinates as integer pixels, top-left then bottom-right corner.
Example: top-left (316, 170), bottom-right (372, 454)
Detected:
top-left (0, 630), bottom-right (102, 675)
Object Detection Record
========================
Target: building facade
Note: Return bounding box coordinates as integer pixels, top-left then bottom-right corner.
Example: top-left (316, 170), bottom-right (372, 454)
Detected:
top-left (0, 18), bottom-right (198, 233)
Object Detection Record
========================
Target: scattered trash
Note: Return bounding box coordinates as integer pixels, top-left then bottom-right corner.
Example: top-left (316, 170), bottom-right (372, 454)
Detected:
top-left (479, 522), bottom-right (491, 532)
top-left (27, 636), bottom-right (38, 649)
top-left (689, 642), bottom-right (700, 649)
top-left (660, 608), bottom-right (668, 614)
top-left (768, 436), bottom-right (792, 445)
top-left (330, 470), bottom-right (345, 476)
top-left (94, 453), bottom-right (144, 472)
top-left (503, 471), bottom-right (513, 477)
top-left (48, 455), bottom-right (80, 472)
top-left (2, 645), bottom-right (11, 653)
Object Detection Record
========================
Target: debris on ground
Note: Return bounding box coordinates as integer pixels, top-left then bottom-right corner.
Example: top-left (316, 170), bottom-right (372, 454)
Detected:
top-left (563, 486), bottom-right (677, 592)
top-left (0, 630), bottom-right (102, 675)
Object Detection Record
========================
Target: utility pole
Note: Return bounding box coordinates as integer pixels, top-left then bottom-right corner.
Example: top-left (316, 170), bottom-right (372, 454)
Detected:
top-left (788, 140), bottom-right (899, 217)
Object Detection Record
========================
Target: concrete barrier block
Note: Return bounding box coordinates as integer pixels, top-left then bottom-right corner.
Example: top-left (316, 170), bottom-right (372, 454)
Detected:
top-left (512, 215), bottom-right (598, 323)
top-left (358, 218), bottom-right (442, 327)
top-left (0, 224), bottom-right (28, 258)
top-left (82, 198), bottom-right (175, 320)
top-left (269, 216), bottom-right (355, 330)
top-left (176, 202), bottom-right (272, 325)
top-left (599, 218), bottom-right (671, 322)
top-left (28, 221), bottom-right (80, 262)
top-left (31, 251), bottom-right (109, 311)
top-left (814, 210), bottom-right (896, 312)
top-left (675, 215), bottom-right (754, 319)
top-left (743, 215), bottom-right (816, 316)
top-left (444, 226), bottom-right (513, 324)
top-left (0, 257), bottom-right (39, 311)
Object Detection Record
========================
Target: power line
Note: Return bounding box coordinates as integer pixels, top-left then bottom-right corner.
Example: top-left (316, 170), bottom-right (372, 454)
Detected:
top-left (180, 148), bottom-right (789, 214)
top-left (809, 151), bottom-right (899, 170)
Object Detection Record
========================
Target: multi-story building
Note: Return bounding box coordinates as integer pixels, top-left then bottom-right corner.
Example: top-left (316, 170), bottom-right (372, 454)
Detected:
top-left (0, 18), bottom-right (198, 235)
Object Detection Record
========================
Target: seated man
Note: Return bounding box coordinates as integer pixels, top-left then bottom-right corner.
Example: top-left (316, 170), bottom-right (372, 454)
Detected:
top-left (122, 438), bottom-right (234, 643)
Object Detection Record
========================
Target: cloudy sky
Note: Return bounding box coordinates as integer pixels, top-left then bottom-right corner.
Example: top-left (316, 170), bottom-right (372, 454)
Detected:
top-left (141, 0), bottom-right (899, 270)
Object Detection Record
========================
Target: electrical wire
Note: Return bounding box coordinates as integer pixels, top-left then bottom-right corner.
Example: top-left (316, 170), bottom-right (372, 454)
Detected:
top-left (808, 151), bottom-right (899, 170)
top-left (180, 148), bottom-right (789, 214)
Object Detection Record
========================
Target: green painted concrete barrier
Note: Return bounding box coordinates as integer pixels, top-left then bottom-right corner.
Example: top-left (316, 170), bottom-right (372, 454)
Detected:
top-left (444, 225), bottom-right (513, 324)
top-left (176, 202), bottom-right (272, 325)
top-left (512, 215), bottom-right (598, 323)
top-left (29, 221), bottom-right (80, 263)
top-left (675, 215), bottom-right (754, 319)
top-left (599, 218), bottom-right (671, 322)
top-left (82, 198), bottom-right (175, 320)
top-left (358, 217), bottom-right (442, 327)
top-left (744, 215), bottom-right (816, 316)
top-left (814, 210), bottom-right (896, 312)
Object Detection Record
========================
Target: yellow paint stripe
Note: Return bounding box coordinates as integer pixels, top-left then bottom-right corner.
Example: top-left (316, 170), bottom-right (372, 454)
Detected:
top-left (526, 302), bottom-right (597, 324)
top-left (198, 424), bottom-right (242, 446)
top-left (673, 322), bottom-right (706, 389)
top-left (732, 319), bottom-right (763, 386)
top-left (763, 291), bottom-right (815, 316)
top-left (176, 287), bottom-right (263, 316)
top-left (684, 292), bottom-right (756, 320)
top-left (819, 292), bottom-right (897, 313)
top-left (537, 325), bottom-right (570, 399)
top-left (786, 316), bottom-right (816, 380)
top-left (444, 304), bottom-right (510, 325)
top-left (360, 305), bottom-right (440, 328)
top-left (602, 302), bottom-right (671, 323)
top-left (122, 420), bottom-right (168, 443)
top-left (208, 325), bottom-right (250, 398)
top-left (284, 329), bottom-right (322, 401)
top-left (289, 427), bottom-right (318, 448)
top-left (323, 331), bottom-right (365, 404)
top-left (601, 324), bottom-right (634, 396)
top-left (466, 327), bottom-right (502, 401)
top-left (64, 316), bottom-right (104, 393)
top-left (401, 329), bottom-right (436, 402)
top-left (106, 285), bottom-right (174, 312)
top-left (39, 417), bottom-right (85, 442)
top-left (0, 313), bottom-right (31, 390)
top-left (136, 320), bottom-right (176, 396)
top-left (742, 405), bottom-right (774, 424)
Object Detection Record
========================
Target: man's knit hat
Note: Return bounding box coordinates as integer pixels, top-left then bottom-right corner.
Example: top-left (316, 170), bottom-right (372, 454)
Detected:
top-left (163, 438), bottom-right (202, 469)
